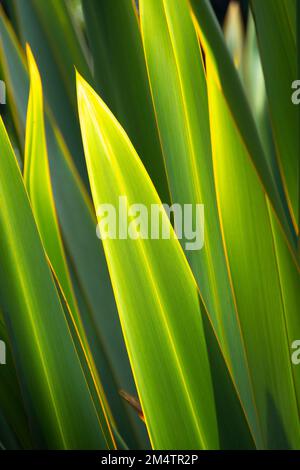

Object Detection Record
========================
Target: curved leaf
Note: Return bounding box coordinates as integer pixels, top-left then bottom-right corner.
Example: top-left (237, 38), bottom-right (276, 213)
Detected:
top-left (251, 0), bottom-right (298, 228)
top-left (82, 0), bottom-right (170, 204)
top-left (207, 58), bottom-right (300, 449)
top-left (140, 0), bottom-right (260, 446)
top-left (0, 12), bottom-right (144, 447)
top-left (0, 117), bottom-right (114, 449)
top-left (190, 0), bottom-right (297, 251)
top-left (77, 72), bottom-right (219, 449)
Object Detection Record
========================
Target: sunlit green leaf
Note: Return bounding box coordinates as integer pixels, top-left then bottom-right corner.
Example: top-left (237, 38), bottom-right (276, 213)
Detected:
top-left (0, 12), bottom-right (144, 448)
top-left (0, 117), bottom-right (114, 449)
top-left (140, 0), bottom-right (260, 446)
top-left (190, 0), bottom-right (297, 251)
top-left (251, 0), bottom-right (298, 229)
top-left (82, 0), bottom-right (170, 204)
top-left (207, 58), bottom-right (300, 449)
top-left (77, 72), bottom-right (220, 449)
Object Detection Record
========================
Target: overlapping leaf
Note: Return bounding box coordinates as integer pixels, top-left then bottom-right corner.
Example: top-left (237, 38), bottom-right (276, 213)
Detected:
top-left (207, 57), bottom-right (300, 448)
top-left (24, 45), bottom-right (83, 338)
top-left (9, 0), bottom-right (90, 182)
top-left (190, 0), bottom-right (297, 251)
top-left (0, 11), bottom-right (143, 448)
top-left (251, 0), bottom-right (298, 229)
top-left (140, 0), bottom-right (260, 446)
top-left (0, 117), bottom-right (114, 449)
top-left (77, 72), bottom-right (220, 449)
top-left (82, 0), bottom-right (170, 203)
top-left (76, 71), bottom-right (257, 449)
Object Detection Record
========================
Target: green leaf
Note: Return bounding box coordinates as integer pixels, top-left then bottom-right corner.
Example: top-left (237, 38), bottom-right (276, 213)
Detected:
top-left (251, 0), bottom-right (298, 229)
top-left (76, 72), bottom-right (220, 449)
top-left (0, 5), bottom-right (29, 145)
top-left (0, 408), bottom-right (20, 449)
top-left (45, 123), bottom-right (146, 448)
top-left (82, 0), bottom-right (170, 204)
top-left (0, 117), bottom-right (114, 449)
top-left (28, 0), bottom-right (92, 97)
top-left (24, 44), bottom-right (82, 338)
top-left (140, 0), bottom-right (260, 446)
top-left (10, 0), bottom-right (89, 182)
top-left (268, 206), bottom-right (300, 406)
top-left (207, 57), bottom-right (300, 449)
top-left (242, 14), bottom-right (275, 161)
top-left (24, 46), bottom-right (127, 446)
top-left (190, 0), bottom-right (297, 251)
top-left (0, 11), bottom-right (146, 447)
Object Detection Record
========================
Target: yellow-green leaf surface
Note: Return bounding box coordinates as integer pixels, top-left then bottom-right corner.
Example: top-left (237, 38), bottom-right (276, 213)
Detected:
top-left (140, 0), bottom-right (260, 445)
top-left (24, 45), bottom-right (82, 339)
top-left (190, 0), bottom-right (297, 251)
top-left (0, 117), bottom-right (114, 449)
top-left (23, 46), bottom-right (121, 447)
top-left (0, 13), bottom-right (144, 448)
top-left (77, 73), bottom-right (219, 449)
top-left (47, 125), bottom-right (146, 448)
top-left (207, 58), bottom-right (300, 449)
top-left (251, 0), bottom-right (298, 230)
